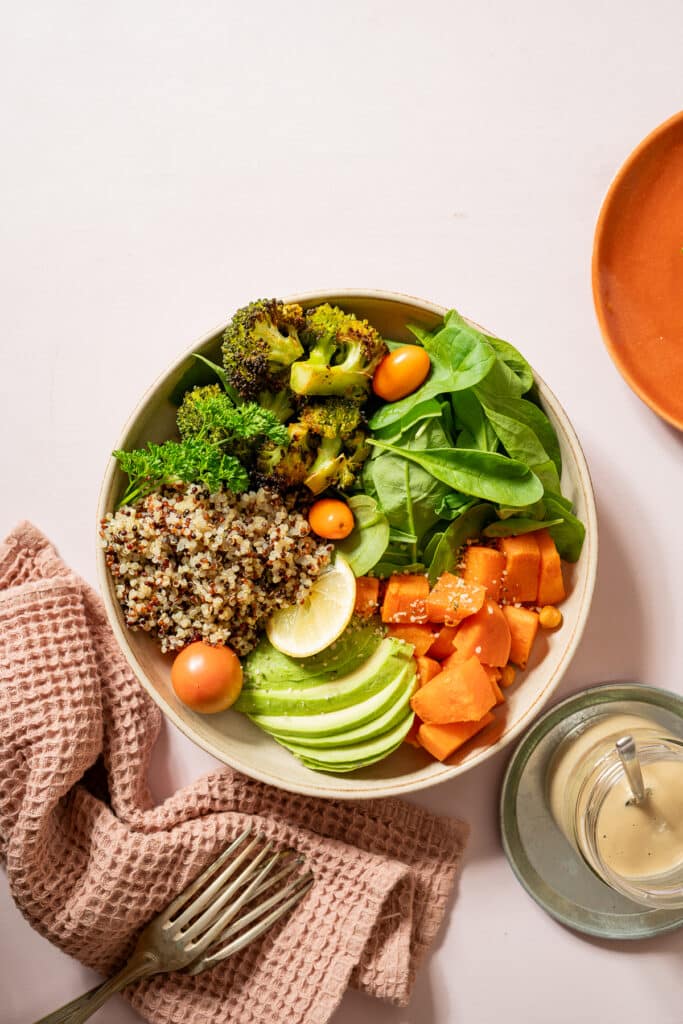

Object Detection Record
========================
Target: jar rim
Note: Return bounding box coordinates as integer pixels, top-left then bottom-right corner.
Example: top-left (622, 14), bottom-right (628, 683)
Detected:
top-left (577, 736), bottom-right (683, 908)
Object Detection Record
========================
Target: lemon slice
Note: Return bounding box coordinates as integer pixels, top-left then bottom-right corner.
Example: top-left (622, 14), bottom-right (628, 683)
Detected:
top-left (266, 554), bottom-right (356, 658)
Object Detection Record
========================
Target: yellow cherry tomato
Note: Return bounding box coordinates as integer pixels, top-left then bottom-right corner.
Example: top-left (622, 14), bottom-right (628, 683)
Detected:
top-left (308, 498), bottom-right (354, 540)
top-left (372, 345), bottom-right (431, 401)
top-left (171, 642), bottom-right (243, 714)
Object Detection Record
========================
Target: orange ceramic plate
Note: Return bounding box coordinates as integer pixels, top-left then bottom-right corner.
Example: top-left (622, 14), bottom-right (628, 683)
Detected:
top-left (592, 111), bottom-right (683, 429)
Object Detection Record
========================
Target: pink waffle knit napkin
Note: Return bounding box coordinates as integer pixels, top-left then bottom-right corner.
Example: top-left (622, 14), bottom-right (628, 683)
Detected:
top-left (0, 523), bottom-right (468, 1024)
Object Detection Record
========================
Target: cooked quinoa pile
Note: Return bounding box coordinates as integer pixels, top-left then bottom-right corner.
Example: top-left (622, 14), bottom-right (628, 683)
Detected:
top-left (101, 485), bottom-right (332, 655)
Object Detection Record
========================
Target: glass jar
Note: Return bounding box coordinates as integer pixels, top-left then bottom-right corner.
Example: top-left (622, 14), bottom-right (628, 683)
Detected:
top-left (547, 711), bottom-right (683, 909)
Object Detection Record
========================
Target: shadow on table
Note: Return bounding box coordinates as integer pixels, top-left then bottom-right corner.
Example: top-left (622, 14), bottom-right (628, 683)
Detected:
top-left (560, 443), bottom-right (651, 691)
top-left (331, 951), bottom-right (447, 1023)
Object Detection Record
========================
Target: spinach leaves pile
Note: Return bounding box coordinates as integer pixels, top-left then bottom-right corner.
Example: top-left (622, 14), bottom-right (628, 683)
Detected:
top-left (352, 309), bottom-right (585, 582)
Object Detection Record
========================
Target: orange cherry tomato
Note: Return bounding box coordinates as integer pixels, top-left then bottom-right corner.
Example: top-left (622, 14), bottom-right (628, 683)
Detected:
top-left (171, 642), bottom-right (243, 714)
top-left (372, 345), bottom-right (431, 402)
top-left (308, 498), bottom-right (354, 540)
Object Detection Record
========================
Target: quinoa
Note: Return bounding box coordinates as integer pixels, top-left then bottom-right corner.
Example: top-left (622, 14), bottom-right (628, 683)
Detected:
top-left (100, 485), bottom-right (332, 656)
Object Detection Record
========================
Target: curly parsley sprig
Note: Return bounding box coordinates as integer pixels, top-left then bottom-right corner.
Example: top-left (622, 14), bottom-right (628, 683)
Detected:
top-left (114, 376), bottom-right (293, 507)
top-left (114, 438), bottom-right (250, 507)
top-left (176, 385), bottom-right (289, 449)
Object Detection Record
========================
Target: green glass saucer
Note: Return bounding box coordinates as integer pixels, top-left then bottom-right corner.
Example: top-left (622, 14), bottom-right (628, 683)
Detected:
top-left (500, 683), bottom-right (683, 939)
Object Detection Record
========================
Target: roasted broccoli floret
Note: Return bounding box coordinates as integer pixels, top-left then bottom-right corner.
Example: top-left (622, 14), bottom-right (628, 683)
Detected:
top-left (256, 386), bottom-right (295, 425)
top-left (298, 398), bottom-right (369, 494)
top-left (255, 423), bottom-right (314, 490)
top-left (177, 384), bottom-right (229, 442)
top-left (289, 304), bottom-right (388, 399)
top-left (176, 380), bottom-right (288, 440)
top-left (222, 299), bottom-right (305, 399)
top-left (255, 394), bottom-right (370, 494)
top-left (299, 396), bottom-right (363, 439)
top-left (304, 428), bottom-right (371, 495)
top-left (176, 384), bottom-right (289, 464)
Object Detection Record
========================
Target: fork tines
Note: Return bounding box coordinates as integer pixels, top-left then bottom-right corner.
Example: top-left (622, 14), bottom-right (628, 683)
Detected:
top-left (166, 826), bottom-right (313, 974)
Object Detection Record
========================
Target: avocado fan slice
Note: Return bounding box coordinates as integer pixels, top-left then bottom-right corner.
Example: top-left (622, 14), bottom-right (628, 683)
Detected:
top-left (247, 659), bottom-right (415, 738)
top-left (286, 709), bottom-right (416, 772)
top-left (235, 638), bottom-right (413, 716)
top-left (260, 664), bottom-right (416, 747)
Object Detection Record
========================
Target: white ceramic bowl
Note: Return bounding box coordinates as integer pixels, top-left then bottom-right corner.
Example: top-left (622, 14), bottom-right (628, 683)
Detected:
top-left (97, 290), bottom-right (598, 799)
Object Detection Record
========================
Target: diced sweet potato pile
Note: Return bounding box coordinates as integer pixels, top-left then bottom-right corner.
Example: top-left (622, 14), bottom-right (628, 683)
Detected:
top-left (354, 528), bottom-right (567, 763)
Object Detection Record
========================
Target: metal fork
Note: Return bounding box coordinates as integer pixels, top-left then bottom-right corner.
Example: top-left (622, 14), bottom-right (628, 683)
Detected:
top-left (34, 825), bottom-right (313, 1024)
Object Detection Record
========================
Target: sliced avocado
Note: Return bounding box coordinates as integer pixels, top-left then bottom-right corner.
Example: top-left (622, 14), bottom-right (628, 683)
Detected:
top-left (283, 709), bottom-right (415, 771)
top-left (265, 674), bottom-right (415, 748)
top-left (235, 638), bottom-right (411, 716)
top-left (250, 661), bottom-right (416, 739)
top-left (242, 617), bottom-right (384, 690)
top-left (297, 736), bottom-right (406, 773)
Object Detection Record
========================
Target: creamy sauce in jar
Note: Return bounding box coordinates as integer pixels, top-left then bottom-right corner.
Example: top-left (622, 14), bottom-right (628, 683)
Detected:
top-left (547, 713), bottom-right (655, 840)
top-left (596, 760), bottom-right (683, 879)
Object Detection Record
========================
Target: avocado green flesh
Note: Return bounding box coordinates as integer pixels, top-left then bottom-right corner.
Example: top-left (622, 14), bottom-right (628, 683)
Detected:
top-left (297, 738), bottom-right (406, 773)
top-left (242, 618), bottom-right (384, 690)
top-left (248, 661), bottom-right (414, 738)
top-left (265, 677), bottom-right (415, 748)
top-left (283, 710), bottom-right (415, 771)
top-left (235, 638), bottom-right (410, 716)
top-left (241, 624), bottom-right (420, 774)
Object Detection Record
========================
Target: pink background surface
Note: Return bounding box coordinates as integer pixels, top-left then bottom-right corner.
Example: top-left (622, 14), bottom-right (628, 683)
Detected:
top-left (1, 3), bottom-right (682, 1021)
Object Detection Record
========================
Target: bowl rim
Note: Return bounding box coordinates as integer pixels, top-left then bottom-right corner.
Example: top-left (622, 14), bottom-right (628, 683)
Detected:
top-left (591, 109), bottom-right (683, 431)
top-left (96, 288), bottom-right (598, 799)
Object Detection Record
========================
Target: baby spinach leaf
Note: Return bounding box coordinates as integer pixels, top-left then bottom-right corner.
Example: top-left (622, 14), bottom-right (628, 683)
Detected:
top-left (335, 495), bottom-right (390, 576)
top-left (422, 530), bottom-right (445, 568)
top-left (441, 308), bottom-right (529, 394)
top-left (372, 455), bottom-right (445, 557)
top-left (168, 354), bottom-right (220, 406)
top-left (497, 499), bottom-right (547, 520)
top-left (483, 517), bottom-right (563, 538)
top-left (372, 543), bottom-right (425, 578)
top-left (532, 460), bottom-right (562, 495)
top-left (475, 355), bottom-right (527, 401)
top-left (547, 491), bottom-right (574, 512)
top-left (451, 389), bottom-right (498, 451)
top-left (484, 334), bottom-right (534, 393)
top-left (369, 441), bottom-right (544, 506)
top-left (477, 394), bottom-right (562, 475)
top-left (456, 429), bottom-right (477, 449)
top-left (437, 398), bottom-right (457, 447)
top-left (374, 562), bottom-right (425, 577)
top-left (359, 456), bottom-right (380, 501)
top-left (193, 353), bottom-right (233, 394)
top-left (427, 503), bottom-right (496, 583)
top-left (388, 527), bottom-right (419, 545)
top-left (169, 353), bottom-right (241, 407)
top-left (435, 493), bottom-right (476, 519)
top-left (406, 322), bottom-right (432, 344)
top-left (368, 316), bottom-right (496, 430)
top-left (372, 398), bottom-right (443, 442)
top-left (368, 417), bottom-right (455, 556)
top-left (544, 494), bottom-right (586, 562)
top-left (477, 401), bottom-right (549, 467)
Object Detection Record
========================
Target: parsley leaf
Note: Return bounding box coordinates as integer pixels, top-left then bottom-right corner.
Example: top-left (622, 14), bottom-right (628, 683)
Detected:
top-left (114, 439), bottom-right (249, 507)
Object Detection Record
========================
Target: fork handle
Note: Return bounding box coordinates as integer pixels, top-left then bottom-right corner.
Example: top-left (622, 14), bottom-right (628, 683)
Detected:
top-left (33, 953), bottom-right (158, 1024)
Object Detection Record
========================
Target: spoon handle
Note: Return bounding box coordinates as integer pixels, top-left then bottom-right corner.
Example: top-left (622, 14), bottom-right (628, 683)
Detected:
top-left (616, 734), bottom-right (647, 804)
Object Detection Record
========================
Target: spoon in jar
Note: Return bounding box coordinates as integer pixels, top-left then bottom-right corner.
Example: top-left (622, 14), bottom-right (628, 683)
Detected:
top-left (616, 735), bottom-right (648, 805)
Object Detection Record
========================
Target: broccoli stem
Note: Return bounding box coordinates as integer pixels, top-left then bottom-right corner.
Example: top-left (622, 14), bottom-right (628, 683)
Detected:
top-left (290, 363), bottom-right (371, 398)
top-left (304, 437), bottom-right (344, 494)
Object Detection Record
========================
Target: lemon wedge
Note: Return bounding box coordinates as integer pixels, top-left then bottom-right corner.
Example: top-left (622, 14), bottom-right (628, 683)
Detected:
top-left (266, 554), bottom-right (357, 658)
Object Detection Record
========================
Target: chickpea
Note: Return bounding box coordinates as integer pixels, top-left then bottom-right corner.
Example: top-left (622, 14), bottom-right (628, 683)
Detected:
top-left (500, 664), bottom-right (516, 688)
top-left (539, 605), bottom-right (563, 630)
